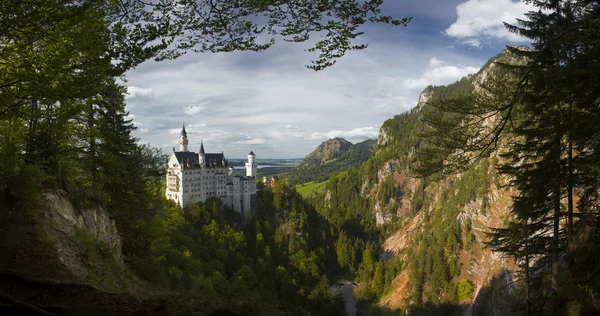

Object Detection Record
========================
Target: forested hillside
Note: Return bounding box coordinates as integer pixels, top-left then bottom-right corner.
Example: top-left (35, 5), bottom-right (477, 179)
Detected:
top-left (310, 27), bottom-right (600, 314)
top-left (307, 71), bottom-right (489, 313)
top-left (287, 138), bottom-right (376, 185)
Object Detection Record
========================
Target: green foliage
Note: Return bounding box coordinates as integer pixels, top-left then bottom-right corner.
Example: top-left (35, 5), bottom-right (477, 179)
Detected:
top-left (314, 167), bottom-right (376, 233)
top-left (1, 0), bottom-right (411, 77)
top-left (0, 165), bottom-right (48, 213)
top-left (456, 279), bottom-right (473, 301)
top-left (405, 159), bottom-right (496, 304)
top-left (411, 179), bottom-right (425, 214)
top-left (73, 227), bottom-right (113, 263)
top-left (295, 180), bottom-right (328, 198)
top-left (72, 226), bottom-right (153, 294)
top-left (548, 285), bottom-right (597, 316)
top-left (122, 181), bottom-right (352, 312)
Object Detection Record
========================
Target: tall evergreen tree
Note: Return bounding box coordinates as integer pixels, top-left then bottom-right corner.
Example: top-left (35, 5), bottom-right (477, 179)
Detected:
top-left (420, 1), bottom-right (600, 312)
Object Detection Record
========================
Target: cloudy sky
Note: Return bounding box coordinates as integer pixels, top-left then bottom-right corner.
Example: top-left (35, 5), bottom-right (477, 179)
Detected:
top-left (125, 0), bottom-right (535, 158)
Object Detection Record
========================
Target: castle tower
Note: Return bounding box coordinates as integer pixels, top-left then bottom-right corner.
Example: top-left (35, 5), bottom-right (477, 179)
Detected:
top-left (179, 124), bottom-right (189, 152)
top-left (198, 140), bottom-right (205, 165)
top-left (245, 150), bottom-right (257, 177)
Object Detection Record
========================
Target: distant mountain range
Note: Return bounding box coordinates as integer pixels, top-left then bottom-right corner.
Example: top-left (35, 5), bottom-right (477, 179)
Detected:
top-left (285, 137), bottom-right (376, 185)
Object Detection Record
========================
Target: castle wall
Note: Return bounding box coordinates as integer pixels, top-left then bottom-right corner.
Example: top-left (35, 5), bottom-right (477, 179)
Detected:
top-left (165, 151), bottom-right (257, 214)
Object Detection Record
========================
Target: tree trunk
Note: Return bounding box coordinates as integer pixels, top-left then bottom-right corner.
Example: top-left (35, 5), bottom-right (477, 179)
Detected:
top-left (567, 103), bottom-right (574, 238)
top-left (567, 103), bottom-right (575, 272)
top-left (551, 121), bottom-right (561, 296)
top-left (525, 218), bottom-right (532, 316)
top-left (24, 99), bottom-right (38, 164)
top-left (89, 102), bottom-right (97, 189)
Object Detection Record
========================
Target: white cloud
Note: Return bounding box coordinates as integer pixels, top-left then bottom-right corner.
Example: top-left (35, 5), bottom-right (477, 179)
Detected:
top-left (126, 86), bottom-right (154, 99)
top-left (184, 105), bottom-right (205, 115)
top-left (368, 58), bottom-right (479, 116)
top-left (461, 39), bottom-right (482, 48)
top-left (245, 138), bottom-right (266, 145)
top-left (310, 126), bottom-right (379, 141)
top-left (445, 0), bottom-right (536, 45)
top-left (429, 57), bottom-right (444, 68)
top-left (403, 58), bottom-right (479, 90)
top-left (124, 25), bottom-right (487, 158)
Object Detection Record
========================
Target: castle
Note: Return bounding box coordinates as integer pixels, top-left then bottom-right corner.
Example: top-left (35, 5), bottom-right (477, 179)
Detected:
top-left (165, 125), bottom-right (257, 216)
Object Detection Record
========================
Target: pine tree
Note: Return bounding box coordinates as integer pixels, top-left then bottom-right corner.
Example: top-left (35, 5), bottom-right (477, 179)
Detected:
top-left (499, 0), bottom-right (600, 300)
top-left (420, 1), bottom-right (600, 311)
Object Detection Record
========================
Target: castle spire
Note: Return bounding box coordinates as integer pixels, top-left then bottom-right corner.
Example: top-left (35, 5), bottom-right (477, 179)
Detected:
top-left (179, 123), bottom-right (189, 152)
top-left (181, 123), bottom-right (187, 137)
top-left (198, 139), bottom-right (205, 165)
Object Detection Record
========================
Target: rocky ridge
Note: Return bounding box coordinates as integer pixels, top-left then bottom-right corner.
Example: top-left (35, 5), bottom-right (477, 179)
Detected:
top-left (356, 50), bottom-right (524, 314)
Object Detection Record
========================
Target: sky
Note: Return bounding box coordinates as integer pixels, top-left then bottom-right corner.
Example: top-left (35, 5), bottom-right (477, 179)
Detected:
top-left (125, 0), bottom-right (536, 158)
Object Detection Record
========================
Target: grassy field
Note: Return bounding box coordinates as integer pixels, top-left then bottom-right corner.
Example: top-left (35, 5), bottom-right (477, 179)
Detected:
top-left (295, 180), bottom-right (327, 198)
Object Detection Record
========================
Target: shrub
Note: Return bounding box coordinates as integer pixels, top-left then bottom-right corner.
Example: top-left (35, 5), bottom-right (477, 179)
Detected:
top-left (456, 279), bottom-right (473, 301)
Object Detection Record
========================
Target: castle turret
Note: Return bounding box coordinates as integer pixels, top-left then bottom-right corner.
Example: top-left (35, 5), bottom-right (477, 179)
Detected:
top-left (198, 140), bottom-right (205, 165)
top-left (179, 124), bottom-right (189, 152)
top-left (245, 150), bottom-right (257, 177)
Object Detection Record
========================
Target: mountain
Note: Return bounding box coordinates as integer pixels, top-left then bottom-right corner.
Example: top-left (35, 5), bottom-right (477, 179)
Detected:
top-left (310, 48), bottom-right (600, 315)
top-left (286, 138), bottom-right (376, 185)
top-left (304, 137), bottom-right (354, 166)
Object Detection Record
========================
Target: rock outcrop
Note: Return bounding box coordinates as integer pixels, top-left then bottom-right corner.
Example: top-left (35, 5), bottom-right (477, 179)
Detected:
top-left (360, 49), bottom-right (525, 312)
top-left (42, 190), bottom-right (123, 278)
top-left (0, 188), bottom-right (122, 282)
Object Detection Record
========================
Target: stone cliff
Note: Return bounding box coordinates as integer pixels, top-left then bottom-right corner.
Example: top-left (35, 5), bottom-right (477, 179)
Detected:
top-left (1, 187), bottom-right (122, 283)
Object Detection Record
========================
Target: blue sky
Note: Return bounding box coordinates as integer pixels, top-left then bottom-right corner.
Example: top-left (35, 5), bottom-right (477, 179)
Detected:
top-left (125, 0), bottom-right (535, 158)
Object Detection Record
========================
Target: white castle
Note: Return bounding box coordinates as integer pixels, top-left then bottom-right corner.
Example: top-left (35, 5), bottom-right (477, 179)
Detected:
top-left (165, 124), bottom-right (257, 216)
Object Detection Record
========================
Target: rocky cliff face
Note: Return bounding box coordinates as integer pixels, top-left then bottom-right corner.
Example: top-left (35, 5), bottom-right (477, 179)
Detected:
top-left (42, 190), bottom-right (123, 277)
top-left (0, 188), bottom-right (122, 283)
top-left (360, 50), bottom-right (523, 313)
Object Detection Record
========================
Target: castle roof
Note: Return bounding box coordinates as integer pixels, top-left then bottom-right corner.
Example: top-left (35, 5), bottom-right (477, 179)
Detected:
top-left (172, 151), bottom-right (227, 168)
top-left (199, 140), bottom-right (205, 154)
top-left (205, 153), bottom-right (226, 165)
top-left (181, 124), bottom-right (187, 138)
top-left (173, 152), bottom-right (199, 168)
top-left (248, 150), bottom-right (255, 156)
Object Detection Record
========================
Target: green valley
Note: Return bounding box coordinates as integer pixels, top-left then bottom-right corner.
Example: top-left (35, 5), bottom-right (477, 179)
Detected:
top-left (295, 180), bottom-right (328, 198)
